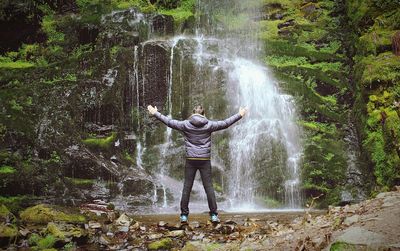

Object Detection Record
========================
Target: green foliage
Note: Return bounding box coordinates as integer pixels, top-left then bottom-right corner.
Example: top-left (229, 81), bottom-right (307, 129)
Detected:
top-left (0, 57), bottom-right (35, 69)
top-left (42, 15), bottom-right (65, 44)
top-left (299, 121), bottom-right (336, 135)
top-left (29, 233), bottom-right (57, 250)
top-left (82, 132), bottom-right (117, 150)
top-left (0, 165), bottom-right (16, 174)
top-left (363, 89), bottom-right (400, 187)
top-left (330, 241), bottom-right (356, 251)
top-left (301, 123), bottom-right (347, 207)
top-left (358, 29), bottom-right (397, 56)
top-left (358, 52), bottom-right (400, 88)
top-left (0, 196), bottom-right (34, 214)
top-left (159, 0), bottom-right (195, 25)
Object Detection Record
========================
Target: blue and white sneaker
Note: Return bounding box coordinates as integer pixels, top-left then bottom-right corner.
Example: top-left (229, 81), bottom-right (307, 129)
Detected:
top-left (210, 213), bottom-right (220, 223)
top-left (180, 214), bottom-right (188, 223)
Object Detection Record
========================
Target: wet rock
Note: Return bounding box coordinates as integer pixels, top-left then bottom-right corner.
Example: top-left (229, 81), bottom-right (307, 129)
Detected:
top-left (335, 226), bottom-right (387, 246)
top-left (167, 230), bottom-right (185, 237)
top-left (191, 233), bottom-right (205, 240)
top-left (130, 221), bottom-right (141, 231)
top-left (381, 195), bottom-right (400, 208)
top-left (122, 176), bottom-right (154, 197)
top-left (148, 233), bottom-right (164, 240)
top-left (99, 234), bottom-right (112, 246)
top-left (141, 41), bottom-right (170, 106)
top-left (157, 221), bottom-right (167, 227)
top-left (117, 226), bottom-right (130, 233)
top-left (151, 14), bottom-right (174, 36)
top-left (148, 237), bottom-right (173, 250)
top-left (88, 221), bottom-right (102, 229)
top-left (343, 215), bottom-right (360, 226)
top-left (116, 213), bottom-right (133, 226)
top-left (64, 145), bottom-right (120, 180)
top-left (189, 221), bottom-right (201, 229)
top-left (229, 232), bottom-right (240, 239)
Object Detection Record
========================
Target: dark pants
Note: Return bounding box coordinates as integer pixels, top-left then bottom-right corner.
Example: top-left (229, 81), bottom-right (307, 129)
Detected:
top-left (180, 159), bottom-right (217, 216)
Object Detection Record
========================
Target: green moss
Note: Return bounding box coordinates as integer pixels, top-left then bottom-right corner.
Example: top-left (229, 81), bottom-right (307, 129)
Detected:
top-left (0, 196), bottom-right (34, 214)
top-left (0, 165), bottom-right (16, 174)
top-left (148, 237), bottom-right (173, 250)
top-left (358, 29), bottom-right (397, 55)
top-left (0, 59), bottom-right (35, 69)
top-left (42, 73), bottom-right (77, 85)
top-left (65, 177), bottom-right (96, 188)
top-left (265, 55), bottom-right (345, 88)
top-left (36, 234), bottom-right (57, 249)
top-left (206, 243), bottom-right (222, 251)
top-left (42, 15), bottom-right (65, 44)
top-left (46, 222), bottom-right (65, 239)
top-left (263, 39), bottom-right (342, 62)
top-left (20, 204), bottom-right (86, 224)
top-left (0, 223), bottom-right (18, 238)
top-left (358, 52), bottom-right (400, 88)
top-left (259, 20), bottom-right (282, 40)
top-left (330, 241), bottom-right (357, 251)
top-left (299, 121), bottom-right (336, 135)
top-left (82, 132), bottom-right (117, 150)
top-left (0, 204), bottom-right (11, 219)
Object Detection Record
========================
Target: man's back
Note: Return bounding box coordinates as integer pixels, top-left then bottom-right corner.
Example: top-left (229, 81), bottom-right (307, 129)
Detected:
top-left (153, 112), bottom-right (242, 159)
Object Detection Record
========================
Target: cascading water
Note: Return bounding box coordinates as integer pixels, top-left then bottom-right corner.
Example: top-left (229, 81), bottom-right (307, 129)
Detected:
top-left (226, 60), bottom-right (302, 210)
top-left (191, 0), bottom-right (303, 209)
top-left (118, 0), bottom-right (303, 213)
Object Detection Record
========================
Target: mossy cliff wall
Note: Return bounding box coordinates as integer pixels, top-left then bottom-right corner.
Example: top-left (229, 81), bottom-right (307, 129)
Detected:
top-left (259, 0), bottom-right (399, 206)
top-left (0, 0), bottom-right (399, 210)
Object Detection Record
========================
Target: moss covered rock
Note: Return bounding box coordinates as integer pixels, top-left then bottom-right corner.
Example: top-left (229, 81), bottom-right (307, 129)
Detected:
top-left (20, 204), bottom-right (86, 224)
top-left (148, 237), bottom-right (173, 250)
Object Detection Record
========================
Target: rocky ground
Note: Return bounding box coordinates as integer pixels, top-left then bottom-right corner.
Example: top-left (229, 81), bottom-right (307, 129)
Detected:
top-left (1, 187), bottom-right (399, 250)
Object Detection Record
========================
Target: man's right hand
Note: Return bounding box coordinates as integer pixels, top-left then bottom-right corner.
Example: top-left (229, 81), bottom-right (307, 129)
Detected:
top-left (147, 105), bottom-right (158, 115)
top-left (239, 107), bottom-right (247, 117)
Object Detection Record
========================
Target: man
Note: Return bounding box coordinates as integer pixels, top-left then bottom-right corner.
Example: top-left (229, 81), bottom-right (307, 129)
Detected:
top-left (147, 104), bottom-right (247, 223)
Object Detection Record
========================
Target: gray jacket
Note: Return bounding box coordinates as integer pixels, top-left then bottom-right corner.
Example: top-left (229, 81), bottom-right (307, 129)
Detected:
top-left (154, 112), bottom-right (242, 159)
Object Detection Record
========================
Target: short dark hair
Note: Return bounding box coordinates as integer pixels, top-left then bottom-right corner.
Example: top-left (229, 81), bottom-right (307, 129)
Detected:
top-left (193, 105), bottom-right (205, 115)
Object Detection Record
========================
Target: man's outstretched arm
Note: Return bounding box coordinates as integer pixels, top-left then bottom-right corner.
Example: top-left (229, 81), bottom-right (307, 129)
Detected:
top-left (209, 107), bottom-right (247, 131)
top-left (147, 105), bottom-right (185, 131)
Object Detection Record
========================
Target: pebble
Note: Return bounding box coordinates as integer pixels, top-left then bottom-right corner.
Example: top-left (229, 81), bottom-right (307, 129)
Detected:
top-left (168, 230), bottom-right (185, 237)
top-left (148, 233), bottom-right (164, 240)
top-left (158, 221), bottom-right (167, 227)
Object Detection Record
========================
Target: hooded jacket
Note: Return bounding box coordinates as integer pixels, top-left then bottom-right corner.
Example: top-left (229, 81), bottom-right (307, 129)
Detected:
top-left (154, 112), bottom-right (242, 159)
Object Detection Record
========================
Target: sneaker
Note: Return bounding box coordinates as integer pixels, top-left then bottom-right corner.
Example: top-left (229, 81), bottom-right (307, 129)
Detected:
top-left (180, 214), bottom-right (188, 223)
top-left (210, 213), bottom-right (220, 223)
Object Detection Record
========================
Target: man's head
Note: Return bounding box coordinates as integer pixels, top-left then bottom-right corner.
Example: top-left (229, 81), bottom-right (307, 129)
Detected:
top-left (193, 105), bottom-right (205, 115)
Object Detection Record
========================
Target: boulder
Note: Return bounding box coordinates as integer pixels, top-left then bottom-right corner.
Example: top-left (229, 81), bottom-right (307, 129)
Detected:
top-left (20, 204), bottom-right (86, 224)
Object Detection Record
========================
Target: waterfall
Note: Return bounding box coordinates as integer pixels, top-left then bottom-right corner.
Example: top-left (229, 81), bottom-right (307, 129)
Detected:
top-left (115, 0), bottom-right (303, 212)
top-left (191, 0), bottom-right (303, 209)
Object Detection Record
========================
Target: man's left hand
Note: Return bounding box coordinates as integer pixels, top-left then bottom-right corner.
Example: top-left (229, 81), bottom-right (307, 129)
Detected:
top-left (147, 105), bottom-right (158, 115)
